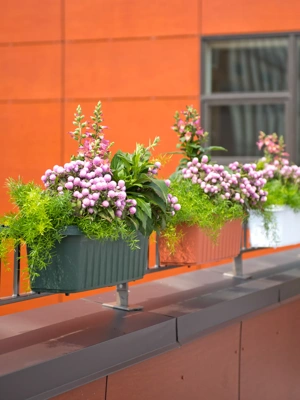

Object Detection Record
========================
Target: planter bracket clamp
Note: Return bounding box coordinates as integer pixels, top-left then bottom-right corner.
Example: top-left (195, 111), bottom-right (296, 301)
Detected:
top-left (103, 282), bottom-right (143, 312)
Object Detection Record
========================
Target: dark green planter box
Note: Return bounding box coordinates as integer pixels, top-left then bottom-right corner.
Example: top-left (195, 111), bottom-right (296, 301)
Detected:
top-left (30, 226), bottom-right (148, 294)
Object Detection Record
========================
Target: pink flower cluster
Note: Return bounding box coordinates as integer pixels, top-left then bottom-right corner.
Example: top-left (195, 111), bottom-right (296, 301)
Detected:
top-left (68, 102), bottom-right (111, 161)
top-left (172, 112), bottom-right (204, 142)
top-left (261, 159), bottom-right (300, 184)
top-left (42, 157), bottom-right (137, 218)
top-left (257, 131), bottom-right (289, 164)
top-left (148, 161), bottom-right (162, 175)
top-left (167, 191), bottom-right (181, 215)
top-left (182, 156), bottom-right (268, 208)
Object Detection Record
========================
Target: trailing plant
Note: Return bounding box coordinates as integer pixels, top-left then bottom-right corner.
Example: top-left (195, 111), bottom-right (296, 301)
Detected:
top-left (256, 132), bottom-right (300, 211)
top-left (161, 178), bottom-right (246, 253)
top-left (0, 102), bottom-right (180, 278)
top-left (161, 106), bottom-right (270, 252)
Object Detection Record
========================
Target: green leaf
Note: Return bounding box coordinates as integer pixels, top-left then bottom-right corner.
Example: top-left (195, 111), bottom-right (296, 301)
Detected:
top-left (135, 208), bottom-right (147, 231)
top-left (142, 191), bottom-right (166, 212)
top-left (146, 178), bottom-right (168, 202)
top-left (206, 146), bottom-right (227, 152)
top-left (135, 198), bottom-right (152, 219)
top-left (165, 151), bottom-right (184, 155)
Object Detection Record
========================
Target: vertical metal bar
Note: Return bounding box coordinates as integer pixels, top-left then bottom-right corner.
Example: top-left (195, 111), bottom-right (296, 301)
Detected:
top-left (115, 283), bottom-right (129, 308)
top-left (224, 221), bottom-right (251, 279)
top-left (102, 283), bottom-right (143, 311)
top-left (243, 220), bottom-right (248, 250)
top-left (233, 254), bottom-right (243, 277)
top-left (155, 234), bottom-right (160, 268)
top-left (286, 35), bottom-right (297, 163)
top-left (13, 244), bottom-right (21, 297)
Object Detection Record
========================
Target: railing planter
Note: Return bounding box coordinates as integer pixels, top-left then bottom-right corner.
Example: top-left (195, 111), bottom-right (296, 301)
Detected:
top-left (249, 206), bottom-right (300, 248)
top-left (30, 226), bottom-right (148, 294)
top-left (159, 219), bottom-right (243, 266)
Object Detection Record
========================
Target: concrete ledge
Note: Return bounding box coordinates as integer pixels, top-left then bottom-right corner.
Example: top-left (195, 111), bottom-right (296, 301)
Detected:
top-left (1, 249), bottom-right (300, 400)
top-left (0, 311), bottom-right (177, 400)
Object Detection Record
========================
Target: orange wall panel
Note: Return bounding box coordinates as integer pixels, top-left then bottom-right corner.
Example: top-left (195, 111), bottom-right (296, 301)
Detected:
top-left (65, 0), bottom-right (199, 40)
top-left (51, 377), bottom-right (106, 400)
top-left (63, 98), bottom-right (199, 177)
top-left (202, 0), bottom-right (300, 35)
top-left (0, 44), bottom-right (62, 100)
top-left (65, 38), bottom-right (199, 98)
top-left (107, 323), bottom-right (239, 400)
top-left (0, 102), bottom-right (62, 214)
top-left (0, 0), bottom-right (61, 43)
top-left (240, 298), bottom-right (300, 400)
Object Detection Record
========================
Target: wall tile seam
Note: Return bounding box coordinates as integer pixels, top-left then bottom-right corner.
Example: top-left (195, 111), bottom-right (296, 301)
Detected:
top-left (0, 96), bottom-right (200, 104)
top-left (0, 34), bottom-right (200, 48)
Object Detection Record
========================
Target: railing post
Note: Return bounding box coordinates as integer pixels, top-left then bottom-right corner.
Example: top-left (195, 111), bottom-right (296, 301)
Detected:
top-left (13, 244), bottom-right (21, 297)
top-left (103, 282), bottom-right (143, 311)
top-left (155, 235), bottom-right (160, 268)
top-left (224, 221), bottom-right (252, 280)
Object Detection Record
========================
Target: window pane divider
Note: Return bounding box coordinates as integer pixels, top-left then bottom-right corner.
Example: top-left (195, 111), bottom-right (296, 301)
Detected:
top-left (202, 91), bottom-right (289, 105)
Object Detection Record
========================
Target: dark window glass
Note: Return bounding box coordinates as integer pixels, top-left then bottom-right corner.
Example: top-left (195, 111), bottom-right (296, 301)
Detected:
top-left (210, 104), bottom-right (285, 157)
top-left (206, 39), bottom-right (288, 93)
top-left (297, 41), bottom-right (300, 163)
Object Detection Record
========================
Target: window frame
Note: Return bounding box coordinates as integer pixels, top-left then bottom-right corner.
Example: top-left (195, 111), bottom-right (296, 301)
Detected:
top-left (201, 33), bottom-right (299, 163)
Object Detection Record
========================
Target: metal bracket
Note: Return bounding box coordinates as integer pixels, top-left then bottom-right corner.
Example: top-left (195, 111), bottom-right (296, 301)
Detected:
top-left (223, 253), bottom-right (252, 280)
top-left (223, 222), bottom-right (252, 280)
top-left (102, 282), bottom-right (143, 312)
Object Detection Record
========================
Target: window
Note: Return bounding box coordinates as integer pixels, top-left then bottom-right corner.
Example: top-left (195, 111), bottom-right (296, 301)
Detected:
top-left (202, 36), bottom-right (299, 163)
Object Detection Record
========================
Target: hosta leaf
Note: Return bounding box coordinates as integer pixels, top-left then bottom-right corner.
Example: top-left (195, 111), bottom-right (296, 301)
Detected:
top-left (142, 191), bottom-right (166, 212)
top-left (135, 198), bottom-right (152, 219)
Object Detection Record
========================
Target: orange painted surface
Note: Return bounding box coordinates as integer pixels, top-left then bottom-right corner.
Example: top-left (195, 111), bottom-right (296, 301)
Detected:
top-left (63, 98), bottom-right (198, 176)
top-left (202, 0), bottom-right (300, 35)
top-left (65, 0), bottom-right (199, 40)
top-left (65, 38), bottom-right (199, 99)
top-left (0, 103), bottom-right (62, 214)
top-left (0, 45), bottom-right (62, 100)
top-left (0, 0), bottom-right (61, 43)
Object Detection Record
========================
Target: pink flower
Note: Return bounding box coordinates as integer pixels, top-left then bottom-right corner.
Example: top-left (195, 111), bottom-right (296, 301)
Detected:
top-left (104, 174), bottom-right (112, 182)
top-left (65, 182), bottom-right (73, 190)
top-left (201, 155), bottom-right (208, 164)
top-left (92, 192), bottom-right (100, 200)
top-left (185, 132), bottom-right (192, 141)
top-left (82, 188), bottom-right (89, 196)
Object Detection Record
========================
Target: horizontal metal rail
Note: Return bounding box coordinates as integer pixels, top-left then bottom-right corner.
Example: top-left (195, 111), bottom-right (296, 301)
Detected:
top-left (0, 225), bottom-right (267, 306)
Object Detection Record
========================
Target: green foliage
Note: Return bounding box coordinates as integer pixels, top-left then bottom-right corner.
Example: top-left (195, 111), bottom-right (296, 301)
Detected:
top-left (111, 137), bottom-right (171, 236)
top-left (0, 179), bottom-right (137, 279)
top-left (264, 180), bottom-right (300, 211)
top-left (161, 179), bottom-right (246, 253)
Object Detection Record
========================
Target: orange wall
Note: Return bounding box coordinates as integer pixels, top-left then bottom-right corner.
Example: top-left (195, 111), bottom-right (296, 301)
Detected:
top-left (0, 0), bottom-right (201, 216)
top-left (1, 0), bottom-right (300, 313)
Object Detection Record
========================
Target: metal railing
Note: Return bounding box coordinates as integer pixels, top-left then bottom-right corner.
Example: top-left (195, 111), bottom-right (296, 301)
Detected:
top-left (0, 224), bottom-right (260, 307)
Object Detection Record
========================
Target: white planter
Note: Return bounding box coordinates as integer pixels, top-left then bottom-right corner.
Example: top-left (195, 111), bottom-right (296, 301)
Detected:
top-left (249, 206), bottom-right (300, 248)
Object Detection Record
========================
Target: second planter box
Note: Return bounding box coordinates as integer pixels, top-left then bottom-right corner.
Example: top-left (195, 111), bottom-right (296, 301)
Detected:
top-left (159, 219), bottom-right (243, 266)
